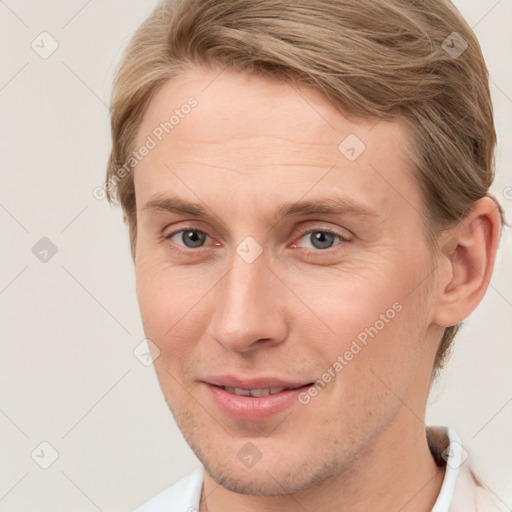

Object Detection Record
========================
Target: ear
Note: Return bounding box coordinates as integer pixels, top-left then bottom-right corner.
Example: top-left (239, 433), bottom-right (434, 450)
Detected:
top-left (433, 197), bottom-right (502, 328)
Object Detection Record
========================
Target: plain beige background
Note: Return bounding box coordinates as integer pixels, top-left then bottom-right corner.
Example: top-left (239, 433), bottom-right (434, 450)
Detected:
top-left (0, 1), bottom-right (511, 510)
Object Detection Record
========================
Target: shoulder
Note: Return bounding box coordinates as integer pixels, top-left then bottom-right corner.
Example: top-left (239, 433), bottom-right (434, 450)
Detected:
top-left (453, 465), bottom-right (510, 512)
top-left (134, 468), bottom-right (203, 512)
top-left (428, 425), bottom-right (509, 512)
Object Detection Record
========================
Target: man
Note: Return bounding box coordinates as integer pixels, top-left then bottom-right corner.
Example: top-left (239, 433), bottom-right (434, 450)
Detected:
top-left (104, 0), bottom-right (506, 510)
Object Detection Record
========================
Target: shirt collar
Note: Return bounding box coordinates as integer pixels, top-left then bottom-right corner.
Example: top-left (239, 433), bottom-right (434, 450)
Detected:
top-left (428, 424), bottom-right (468, 511)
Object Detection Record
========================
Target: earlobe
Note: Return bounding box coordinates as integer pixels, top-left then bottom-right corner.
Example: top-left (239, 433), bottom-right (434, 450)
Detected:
top-left (433, 197), bottom-right (501, 328)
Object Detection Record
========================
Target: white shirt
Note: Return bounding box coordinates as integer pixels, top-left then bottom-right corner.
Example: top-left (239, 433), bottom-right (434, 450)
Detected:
top-left (135, 425), bottom-right (507, 511)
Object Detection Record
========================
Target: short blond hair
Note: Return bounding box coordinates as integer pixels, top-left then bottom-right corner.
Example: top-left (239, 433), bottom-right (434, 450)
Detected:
top-left (105, 0), bottom-right (502, 379)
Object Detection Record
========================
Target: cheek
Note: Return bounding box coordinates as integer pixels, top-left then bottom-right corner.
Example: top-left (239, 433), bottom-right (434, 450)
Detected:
top-left (135, 254), bottom-right (219, 364)
top-left (300, 285), bottom-right (428, 430)
top-left (135, 258), bottom-right (185, 342)
top-left (299, 253), bottom-right (433, 379)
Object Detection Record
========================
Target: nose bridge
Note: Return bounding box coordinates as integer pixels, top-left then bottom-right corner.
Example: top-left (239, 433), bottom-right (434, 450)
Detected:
top-left (209, 246), bottom-right (286, 352)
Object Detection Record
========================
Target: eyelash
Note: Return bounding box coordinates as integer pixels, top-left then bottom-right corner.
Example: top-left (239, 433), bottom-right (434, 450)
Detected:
top-left (162, 225), bottom-right (350, 255)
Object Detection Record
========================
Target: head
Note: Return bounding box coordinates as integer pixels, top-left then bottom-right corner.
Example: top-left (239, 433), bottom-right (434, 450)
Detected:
top-left (105, 0), bottom-right (502, 496)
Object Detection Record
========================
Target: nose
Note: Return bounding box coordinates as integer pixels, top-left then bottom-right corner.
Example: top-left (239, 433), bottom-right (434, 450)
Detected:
top-left (208, 248), bottom-right (288, 353)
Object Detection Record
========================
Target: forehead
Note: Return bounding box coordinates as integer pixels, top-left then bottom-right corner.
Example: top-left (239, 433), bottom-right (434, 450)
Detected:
top-left (133, 66), bottom-right (419, 221)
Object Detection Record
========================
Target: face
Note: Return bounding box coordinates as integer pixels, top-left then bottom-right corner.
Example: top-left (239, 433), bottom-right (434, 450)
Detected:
top-left (133, 66), bottom-right (441, 495)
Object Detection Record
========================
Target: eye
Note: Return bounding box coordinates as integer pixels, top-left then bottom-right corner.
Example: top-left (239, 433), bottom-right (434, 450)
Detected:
top-left (294, 228), bottom-right (349, 251)
top-left (165, 228), bottom-right (210, 249)
top-left (162, 226), bottom-right (350, 254)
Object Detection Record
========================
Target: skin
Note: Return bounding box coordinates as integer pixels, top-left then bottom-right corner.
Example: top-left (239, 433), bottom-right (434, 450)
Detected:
top-left (132, 65), bottom-right (501, 511)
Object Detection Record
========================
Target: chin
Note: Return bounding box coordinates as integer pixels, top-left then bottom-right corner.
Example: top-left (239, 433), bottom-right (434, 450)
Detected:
top-left (204, 462), bottom-right (317, 496)
top-left (196, 440), bottom-right (344, 497)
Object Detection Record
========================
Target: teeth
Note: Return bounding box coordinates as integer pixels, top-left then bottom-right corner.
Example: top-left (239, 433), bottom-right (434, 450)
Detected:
top-left (224, 386), bottom-right (287, 397)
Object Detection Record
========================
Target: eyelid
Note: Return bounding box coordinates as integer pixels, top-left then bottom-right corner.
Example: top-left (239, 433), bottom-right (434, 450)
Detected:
top-left (294, 224), bottom-right (351, 240)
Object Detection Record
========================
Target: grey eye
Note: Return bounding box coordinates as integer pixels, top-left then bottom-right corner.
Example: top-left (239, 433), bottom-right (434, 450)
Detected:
top-left (305, 231), bottom-right (337, 250)
top-left (173, 229), bottom-right (207, 248)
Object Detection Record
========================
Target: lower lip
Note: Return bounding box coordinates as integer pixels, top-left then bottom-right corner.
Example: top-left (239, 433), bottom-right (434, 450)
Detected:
top-left (204, 383), bottom-right (311, 421)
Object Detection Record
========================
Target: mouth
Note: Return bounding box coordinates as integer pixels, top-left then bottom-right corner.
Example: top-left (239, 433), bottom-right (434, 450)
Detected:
top-left (220, 386), bottom-right (291, 397)
top-left (202, 376), bottom-right (314, 421)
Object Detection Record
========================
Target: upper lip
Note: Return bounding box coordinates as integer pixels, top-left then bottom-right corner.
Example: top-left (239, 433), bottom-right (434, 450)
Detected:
top-left (203, 375), bottom-right (313, 390)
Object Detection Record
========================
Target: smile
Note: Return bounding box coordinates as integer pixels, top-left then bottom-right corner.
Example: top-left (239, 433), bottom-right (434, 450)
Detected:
top-left (222, 386), bottom-right (288, 397)
top-left (202, 377), bottom-right (314, 421)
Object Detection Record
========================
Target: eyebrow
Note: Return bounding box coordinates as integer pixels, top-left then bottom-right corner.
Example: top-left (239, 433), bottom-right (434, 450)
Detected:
top-left (142, 194), bottom-right (379, 223)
